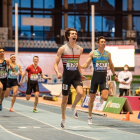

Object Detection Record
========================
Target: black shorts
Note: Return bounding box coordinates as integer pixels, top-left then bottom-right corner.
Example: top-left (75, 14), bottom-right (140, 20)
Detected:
top-left (26, 79), bottom-right (39, 95)
top-left (0, 78), bottom-right (7, 91)
top-left (90, 71), bottom-right (109, 94)
top-left (7, 78), bottom-right (18, 88)
top-left (62, 71), bottom-right (83, 96)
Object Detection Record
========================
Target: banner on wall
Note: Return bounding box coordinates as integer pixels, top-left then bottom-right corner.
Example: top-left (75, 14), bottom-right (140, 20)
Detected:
top-left (4, 52), bottom-right (140, 76)
top-left (81, 95), bottom-right (106, 111)
top-left (103, 97), bottom-right (133, 114)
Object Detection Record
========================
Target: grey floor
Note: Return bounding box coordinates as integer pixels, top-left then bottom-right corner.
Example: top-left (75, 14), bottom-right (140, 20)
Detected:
top-left (0, 98), bottom-right (140, 140)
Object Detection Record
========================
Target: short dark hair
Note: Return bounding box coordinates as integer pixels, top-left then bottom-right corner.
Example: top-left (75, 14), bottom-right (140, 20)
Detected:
top-left (0, 47), bottom-right (5, 50)
top-left (97, 36), bottom-right (106, 43)
top-left (33, 56), bottom-right (39, 59)
top-left (65, 28), bottom-right (77, 41)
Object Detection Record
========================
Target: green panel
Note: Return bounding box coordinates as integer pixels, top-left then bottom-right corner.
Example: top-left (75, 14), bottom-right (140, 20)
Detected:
top-left (103, 97), bottom-right (126, 114)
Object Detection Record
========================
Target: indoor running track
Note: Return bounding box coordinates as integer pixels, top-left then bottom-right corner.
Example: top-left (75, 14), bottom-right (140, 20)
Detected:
top-left (0, 98), bottom-right (140, 140)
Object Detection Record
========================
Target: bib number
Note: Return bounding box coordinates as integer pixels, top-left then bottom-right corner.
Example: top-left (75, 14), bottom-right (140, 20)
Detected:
top-left (30, 74), bottom-right (38, 81)
top-left (66, 60), bottom-right (78, 71)
top-left (96, 60), bottom-right (107, 71)
top-left (0, 71), bottom-right (7, 78)
top-left (10, 71), bottom-right (18, 77)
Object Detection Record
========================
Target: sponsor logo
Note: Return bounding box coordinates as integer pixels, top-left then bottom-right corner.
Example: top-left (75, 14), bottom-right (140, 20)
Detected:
top-left (106, 100), bottom-right (121, 109)
top-left (106, 100), bottom-right (112, 108)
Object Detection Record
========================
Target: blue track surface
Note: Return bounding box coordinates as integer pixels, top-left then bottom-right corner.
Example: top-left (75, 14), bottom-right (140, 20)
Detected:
top-left (0, 98), bottom-right (140, 140)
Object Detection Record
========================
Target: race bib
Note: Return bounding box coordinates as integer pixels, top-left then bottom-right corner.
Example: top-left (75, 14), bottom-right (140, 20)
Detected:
top-left (96, 60), bottom-right (107, 71)
top-left (66, 59), bottom-right (78, 71)
top-left (0, 71), bottom-right (7, 78)
top-left (30, 74), bottom-right (38, 81)
top-left (10, 71), bottom-right (18, 77)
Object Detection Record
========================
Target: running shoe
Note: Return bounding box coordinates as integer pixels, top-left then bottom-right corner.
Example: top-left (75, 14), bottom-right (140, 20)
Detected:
top-left (0, 104), bottom-right (2, 111)
top-left (61, 120), bottom-right (65, 129)
top-left (71, 107), bottom-right (78, 119)
top-left (33, 109), bottom-right (38, 113)
top-left (100, 96), bottom-right (104, 104)
top-left (88, 117), bottom-right (93, 125)
top-left (9, 109), bottom-right (15, 112)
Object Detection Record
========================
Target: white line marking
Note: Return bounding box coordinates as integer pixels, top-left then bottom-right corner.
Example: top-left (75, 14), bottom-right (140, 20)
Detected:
top-left (3, 106), bottom-right (99, 140)
top-left (18, 127), bottom-right (27, 129)
top-left (33, 127), bottom-right (40, 129)
top-left (4, 100), bottom-right (140, 137)
top-left (0, 125), bottom-right (32, 140)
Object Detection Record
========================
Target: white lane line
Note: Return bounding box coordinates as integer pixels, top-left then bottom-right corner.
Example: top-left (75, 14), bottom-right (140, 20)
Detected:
top-left (18, 127), bottom-right (27, 129)
top-left (10, 100), bottom-right (140, 137)
top-left (3, 106), bottom-right (99, 140)
top-left (33, 127), bottom-right (40, 129)
top-left (0, 125), bottom-right (32, 140)
top-left (4, 100), bottom-right (140, 137)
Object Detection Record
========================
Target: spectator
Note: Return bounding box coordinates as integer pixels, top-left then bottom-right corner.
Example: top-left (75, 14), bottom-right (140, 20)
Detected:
top-left (107, 65), bottom-right (113, 96)
top-left (118, 64), bottom-right (132, 97)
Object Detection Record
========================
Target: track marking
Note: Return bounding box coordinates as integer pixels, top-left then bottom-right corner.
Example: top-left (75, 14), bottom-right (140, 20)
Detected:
top-left (3, 106), bottom-right (99, 140)
top-left (18, 127), bottom-right (27, 129)
top-left (4, 100), bottom-right (140, 137)
top-left (0, 125), bottom-right (32, 140)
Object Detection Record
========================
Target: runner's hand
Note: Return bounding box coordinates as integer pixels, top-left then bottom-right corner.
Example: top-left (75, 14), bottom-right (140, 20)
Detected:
top-left (81, 75), bottom-right (87, 81)
top-left (18, 82), bottom-right (22, 86)
top-left (114, 76), bottom-right (118, 82)
top-left (47, 77), bottom-right (52, 80)
top-left (57, 72), bottom-right (62, 79)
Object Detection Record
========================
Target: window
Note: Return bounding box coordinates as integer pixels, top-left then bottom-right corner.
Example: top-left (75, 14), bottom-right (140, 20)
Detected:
top-left (21, 15), bottom-right (31, 30)
top-left (123, 0), bottom-right (127, 11)
top-left (133, 0), bottom-right (140, 11)
top-left (21, 0), bottom-right (31, 8)
top-left (90, 16), bottom-right (102, 32)
top-left (103, 16), bottom-right (115, 32)
top-left (133, 16), bottom-right (140, 32)
top-left (12, 0), bottom-right (20, 7)
top-left (33, 0), bottom-right (43, 8)
top-left (12, 14), bottom-right (21, 29)
top-left (44, 0), bottom-right (54, 9)
top-left (75, 16), bottom-right (88, 31)
top-left (76, 0), bottom-right (88, 10)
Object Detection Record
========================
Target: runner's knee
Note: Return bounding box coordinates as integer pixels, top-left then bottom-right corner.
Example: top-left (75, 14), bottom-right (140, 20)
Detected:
top-left (26, 95), bottom-right (30, 100)
top-left (62, 98), bottom-right (68, 104)
top-left (13, 94), bottom-right (17, 97)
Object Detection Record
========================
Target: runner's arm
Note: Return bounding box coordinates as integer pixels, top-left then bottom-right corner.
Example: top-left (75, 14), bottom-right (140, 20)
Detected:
top-left (78, 47), bottom-right (87, 81)
top-left (78, 47), bottom-right (83, 74)
top-left (40, 73), bottom-right (51, 80)
top-left (19, 71), bottom-right (28, 83)
top-left (81, 51), bottom-right (93, 69)
top-left (108, 52), bottom-right (118, 81)
top-left (54, 47), bottom-right (64, 79)
top-left (6, 59), bottom-right (15, 72)
top-left (18, 64), bottom-right (22, 75)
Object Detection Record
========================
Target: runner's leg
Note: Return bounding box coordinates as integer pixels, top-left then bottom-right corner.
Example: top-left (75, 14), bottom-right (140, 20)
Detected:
top-left (71, 86), bottom-right (83, 108)
top-left (9, 86), bottom-right (18, 111)
top-left (101, 90), bottom-right (109, 101)
top-left (61, 95), bottom-right (68, 120)
top-left (88, 93), bottom-right (96, 117)
top-left (34, 91), bottom-right (39, 110)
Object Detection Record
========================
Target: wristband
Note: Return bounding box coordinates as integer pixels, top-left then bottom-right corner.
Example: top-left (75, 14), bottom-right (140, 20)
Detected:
top-left (113, 74), bottom-right (116, 76)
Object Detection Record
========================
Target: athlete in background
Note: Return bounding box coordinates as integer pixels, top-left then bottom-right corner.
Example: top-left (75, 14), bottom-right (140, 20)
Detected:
top-left (5, 54), bottom-right (22, 112)
top-left (0, 47), bottom-right (14, 111)
top-left (20, 56), bottom-right (51, 112)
